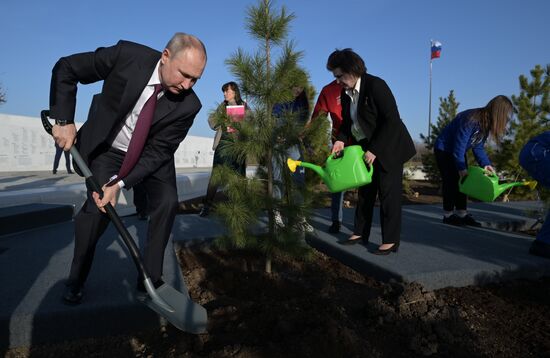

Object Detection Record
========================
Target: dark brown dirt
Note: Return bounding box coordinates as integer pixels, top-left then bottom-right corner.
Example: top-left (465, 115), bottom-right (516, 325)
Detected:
top-left (7, 248), bottom-right (550, 358)
top-left (5, 181), bottom-right (549, 357)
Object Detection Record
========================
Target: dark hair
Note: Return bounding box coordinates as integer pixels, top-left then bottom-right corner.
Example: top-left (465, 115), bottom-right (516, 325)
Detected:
top-left (221, 81), bottom-right (244, 105)
top-left (326, 48), bottom-right (366, 77)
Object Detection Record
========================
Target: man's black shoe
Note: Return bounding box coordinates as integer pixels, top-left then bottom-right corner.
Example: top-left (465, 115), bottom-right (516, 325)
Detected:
top-left (63, 285), bottom-right (83, 305)
top-left (52, 169), bottom-right (57, 175)
top-left (67, 169), bottom-right (74, 174)
top-left (529, 240), bottom-right (550, 259)
top-left (442, 214), bottom-right (465, 226)
top-left (461, 214), bottom-right (482, 227)
top-left (328, 221), bottom-right (341, 234)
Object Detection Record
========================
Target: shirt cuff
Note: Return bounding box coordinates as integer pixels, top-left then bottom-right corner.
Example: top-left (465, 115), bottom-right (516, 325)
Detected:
top-left (118, 180), bottom-right (125, 189)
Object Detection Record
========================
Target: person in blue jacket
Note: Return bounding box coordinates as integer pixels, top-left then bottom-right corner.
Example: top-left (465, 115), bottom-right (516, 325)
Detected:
top-left (271, 86), bottom-right (313, 232)
top-left (519, 130), bottom-right (550, 259)
top-left (434, 95), bottom-right (513, 226)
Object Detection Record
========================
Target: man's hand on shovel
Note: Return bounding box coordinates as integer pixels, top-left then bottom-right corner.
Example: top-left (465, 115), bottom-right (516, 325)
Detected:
top-left (93, 184), bottom-right (121, 213)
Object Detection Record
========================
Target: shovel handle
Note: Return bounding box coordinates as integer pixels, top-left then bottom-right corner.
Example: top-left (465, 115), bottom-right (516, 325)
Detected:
top-left (40, 109), bottom-right (151, 282)
top-left (40, 110), bottom-right (54, 135)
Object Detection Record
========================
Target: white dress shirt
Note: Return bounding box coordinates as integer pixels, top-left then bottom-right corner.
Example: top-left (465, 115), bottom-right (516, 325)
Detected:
top-left (110, 61), bottom-right (163, 188)
top-left (112, 60), bottom-right (164, 152)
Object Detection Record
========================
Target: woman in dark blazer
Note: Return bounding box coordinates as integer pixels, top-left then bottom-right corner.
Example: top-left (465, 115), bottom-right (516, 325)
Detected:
top-left (327, 48), bottom-right (416, 255)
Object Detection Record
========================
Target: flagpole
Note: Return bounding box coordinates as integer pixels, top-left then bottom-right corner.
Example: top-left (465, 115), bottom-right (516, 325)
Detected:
top-left (428, 58), bottom-right (433, 139)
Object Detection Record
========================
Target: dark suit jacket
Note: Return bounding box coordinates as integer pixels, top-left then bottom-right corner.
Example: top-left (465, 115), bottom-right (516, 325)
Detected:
top-left (337, 73), bottom-right (416, 172)
top-left (49, 40), bottom-right (201, 188)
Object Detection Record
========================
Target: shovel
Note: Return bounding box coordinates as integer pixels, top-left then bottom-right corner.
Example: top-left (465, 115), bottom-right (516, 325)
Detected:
top-left (41, 110), bottom-right (207, 334)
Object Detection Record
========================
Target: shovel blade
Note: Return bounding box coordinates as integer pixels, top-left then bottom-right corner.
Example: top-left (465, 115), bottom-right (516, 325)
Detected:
top-left (141, 283), bottom-right (208, 334)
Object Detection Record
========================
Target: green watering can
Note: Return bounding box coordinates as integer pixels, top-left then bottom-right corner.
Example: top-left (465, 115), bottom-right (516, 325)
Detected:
top-left (287, 145), bottom-right (373, 193)
top-left (458, 166), bottom-right (537, 202)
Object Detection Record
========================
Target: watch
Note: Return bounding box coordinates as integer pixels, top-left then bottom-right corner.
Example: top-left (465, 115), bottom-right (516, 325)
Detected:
top-left (55, 118), bottom-right (72, 126)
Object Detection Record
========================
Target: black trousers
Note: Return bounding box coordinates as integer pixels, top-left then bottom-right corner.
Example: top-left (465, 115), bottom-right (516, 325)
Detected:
top-left (203, 138), bottom-right (246, 207)
top-left (53, 144), bottom-right (71, 171)
top-left (434, 149), bottom-right (467, 212)
top-left (67, 148), bottom-right (178, 287)
top-left (354, 159), bottom-right (404, 245)
top-left (133, 183), bottom-right (148, 215)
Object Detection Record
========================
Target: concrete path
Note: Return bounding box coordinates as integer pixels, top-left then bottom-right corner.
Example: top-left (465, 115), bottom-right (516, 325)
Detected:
top-left (0, 168), bottom-right (211, 216)
top-left (0, 170), bottom-right (549, 350)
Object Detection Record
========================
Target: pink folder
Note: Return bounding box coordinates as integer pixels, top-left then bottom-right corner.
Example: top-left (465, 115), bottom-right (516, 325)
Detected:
top-left (226, 105), bottom-right (245, 121)
top-left (226, 105), bottom-right (245, 133)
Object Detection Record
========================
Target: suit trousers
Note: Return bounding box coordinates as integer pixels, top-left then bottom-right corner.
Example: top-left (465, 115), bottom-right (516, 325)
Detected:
top-left (67, 147), bottom-right (178, 287)
top-left (354, 160), bottom-right (403, 244)
top-left (53, 144), bottom-right (71, 171)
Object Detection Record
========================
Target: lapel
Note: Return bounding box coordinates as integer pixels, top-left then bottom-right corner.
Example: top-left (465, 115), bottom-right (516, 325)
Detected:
top-left (341, 88), bottom-right (350, 122)
top-left (118, 60), bottom-right (155, 118)
top-left (357, 73), bottom-right (370, 118)
top-left (152, 94), bottom-right (178, 126)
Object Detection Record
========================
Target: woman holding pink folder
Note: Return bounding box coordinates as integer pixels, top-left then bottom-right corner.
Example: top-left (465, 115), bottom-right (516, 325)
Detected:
top-left (200, 81), bottom-right (247, 217)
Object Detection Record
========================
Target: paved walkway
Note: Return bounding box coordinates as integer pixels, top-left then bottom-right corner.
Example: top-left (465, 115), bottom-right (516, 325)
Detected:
top-left (0, 170), bottom-right (548, 350)
top-left (0, 168), bottom-right (211, 216)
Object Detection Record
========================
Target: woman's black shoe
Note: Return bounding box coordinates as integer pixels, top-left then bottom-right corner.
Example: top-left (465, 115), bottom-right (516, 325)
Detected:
top-left (374, 243), bottom-right (399, 255)
top-left (328, 221), bottom-right (341, 234)
top-left (443, 214), bottom-right (465, 226)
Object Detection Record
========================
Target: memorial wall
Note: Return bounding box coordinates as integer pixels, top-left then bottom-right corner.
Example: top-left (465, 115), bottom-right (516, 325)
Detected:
top-left (0, 113), bottom-right (214, 172)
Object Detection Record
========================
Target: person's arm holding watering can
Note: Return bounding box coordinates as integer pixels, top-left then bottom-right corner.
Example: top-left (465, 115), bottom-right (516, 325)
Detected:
top-left (453, 119), bottom-right (493, 177)
top-left (362, 77), bottom-right (404, 167)
top-left (471, 140), bottom-right (495, 175)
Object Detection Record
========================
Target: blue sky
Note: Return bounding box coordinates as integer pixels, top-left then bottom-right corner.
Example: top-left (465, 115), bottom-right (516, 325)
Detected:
top-left (1, 0), bottom-right (548, 143)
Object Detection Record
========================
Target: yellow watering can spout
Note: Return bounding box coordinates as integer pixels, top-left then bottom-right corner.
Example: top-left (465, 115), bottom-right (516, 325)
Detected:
top-left (287, 158), bottom-right (301, 173)
top-left (526, 180), bottom-right (538, 190)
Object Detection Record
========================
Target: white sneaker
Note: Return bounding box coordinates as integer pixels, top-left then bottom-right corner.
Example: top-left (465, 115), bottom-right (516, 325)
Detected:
top-left (274, 210), bottom-right (285, 227)
top-left (296, 218), bottom-right (314, 233)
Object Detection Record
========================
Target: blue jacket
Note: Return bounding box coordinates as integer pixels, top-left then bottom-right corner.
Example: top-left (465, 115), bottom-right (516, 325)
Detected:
top-left (434, 109), bottom-right (491, 171)
top-left (272, 93), bottom-right (309, 125)
top-left (519, 130), bottom-right (550, 187)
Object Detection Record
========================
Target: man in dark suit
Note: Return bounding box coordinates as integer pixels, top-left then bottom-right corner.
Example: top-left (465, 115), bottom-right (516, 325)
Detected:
top-left (50, 33), bottom-right (207, 304)
top-left (327, 48), bottom-right (415, 255)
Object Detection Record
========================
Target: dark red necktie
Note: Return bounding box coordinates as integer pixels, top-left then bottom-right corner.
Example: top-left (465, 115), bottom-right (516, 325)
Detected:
top-left (114, 84), bottom-right (163, 183)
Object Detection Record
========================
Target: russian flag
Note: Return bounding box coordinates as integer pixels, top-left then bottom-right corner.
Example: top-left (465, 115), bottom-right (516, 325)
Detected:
top-left (431, 40), bottom-right (442, 60)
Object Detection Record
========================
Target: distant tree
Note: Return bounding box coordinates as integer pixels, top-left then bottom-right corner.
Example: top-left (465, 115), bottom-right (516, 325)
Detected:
top-left (208, 0), bottom-right (328, 273)
top-left (409, 140), bottom-right (427, 165)
top-left (419, 90), bottom-right (460, 185)
top-left (494, 64), bottom-right (550, 199)
top-left (0, 84), bottom-right (6, 105)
